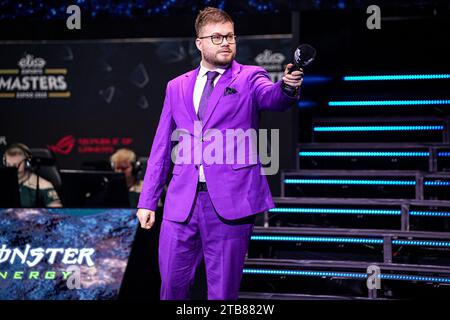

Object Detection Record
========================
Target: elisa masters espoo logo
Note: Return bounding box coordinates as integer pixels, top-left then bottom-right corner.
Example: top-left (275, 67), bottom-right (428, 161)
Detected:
top-left (0, 53), bottom-right (70, 100)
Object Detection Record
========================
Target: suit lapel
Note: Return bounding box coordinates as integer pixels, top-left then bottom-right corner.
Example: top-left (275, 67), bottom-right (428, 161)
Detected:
top-left (182, 66), bottom-right (200, 123)
top-left (202, 60), bottom-right (241, 129)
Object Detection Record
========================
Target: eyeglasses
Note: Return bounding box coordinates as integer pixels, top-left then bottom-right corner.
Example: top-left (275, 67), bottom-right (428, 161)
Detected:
top-left (198, 33), bottom-right (237, 45)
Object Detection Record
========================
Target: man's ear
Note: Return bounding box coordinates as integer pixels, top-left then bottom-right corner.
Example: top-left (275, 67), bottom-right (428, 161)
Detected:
top-left (195, 38), bottom-right (202, 52)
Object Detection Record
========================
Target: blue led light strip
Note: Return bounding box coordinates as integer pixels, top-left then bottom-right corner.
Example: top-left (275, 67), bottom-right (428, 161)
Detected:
top-left (297, 100), bottom-right (318, 108)
top-left (269, 207), bottom-right (450, 217)
top-left (243, 269), bottom-right (366, 278)
top-left (299, 151), bottom-right (429, 157)
top-left (379, 274), bottom-right (450, 283)
top-left (410, 211), bottom-right (450, 217)
top-left (438, 152), bottom-right (450, 157)
top-left (343, 74), bottom-right (450, 81)
top-left (313, 125), bottom-right (443, 132)
top-left (269, 208), bottom-right (401, 215)
top-left (392, 240), bottom-right (450, 247)
top-left (283, 179), bottom-right (416, 186)
top-left (425, 181), bottom-right (450, 186)
top-left (303, 75), bottom-right (332, 83)
top-left (329, 100), bottom-right (450, 107)
top-left (251, 235), bottom-right (450, 247)
top-left (251, 235), bottom-right (383, 244)
top-left (243, 269), bottom-right (450, 283)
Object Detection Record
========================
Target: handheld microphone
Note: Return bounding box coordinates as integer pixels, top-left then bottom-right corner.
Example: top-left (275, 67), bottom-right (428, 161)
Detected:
top-left (282, 43), bottom-right (317, 95)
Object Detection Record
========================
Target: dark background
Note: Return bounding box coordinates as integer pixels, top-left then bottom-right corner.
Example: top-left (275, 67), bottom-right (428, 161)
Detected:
top-left (1, 0), bottom-right (450, 301)
top-left (1, 1), bottom-right (450, 195)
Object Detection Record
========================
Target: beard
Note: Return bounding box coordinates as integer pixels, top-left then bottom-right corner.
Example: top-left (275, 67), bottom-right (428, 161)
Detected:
top-left (203, 49), bottom-right (235, 67)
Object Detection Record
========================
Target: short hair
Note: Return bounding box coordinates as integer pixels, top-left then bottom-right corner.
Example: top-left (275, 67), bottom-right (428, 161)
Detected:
top-left (195, 7), bottom-right (234, 37)
top-left (110, 148), bottom-right (136, 165)
top-left (5, 142), bottom-right (31, 158)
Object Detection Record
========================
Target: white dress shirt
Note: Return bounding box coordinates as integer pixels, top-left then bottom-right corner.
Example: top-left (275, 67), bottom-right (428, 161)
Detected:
top-left (193, 61), bottom-right (227, 182)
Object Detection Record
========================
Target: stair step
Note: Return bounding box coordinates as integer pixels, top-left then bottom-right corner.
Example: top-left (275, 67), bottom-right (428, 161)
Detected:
top-left (248, 227), bottom-right (450, 270)
top-left (282, 170), bottom-right (450, 200)
top-left (248, 227), bottom-right (450, 267)
top-left (252, 226), bottom-right (450, 239)
top-left (268, 197), bottom-right (450, 231)
top-left (241, 258), bottom-right (450, 299)
top-left (296, 142), bottom-right (450, 171)
top-left (239, 291), bottom-right (390, 300)
top-left (310, 116), bottom-right (448, 143)
top-left (245, 258), bottom-right (450, 274)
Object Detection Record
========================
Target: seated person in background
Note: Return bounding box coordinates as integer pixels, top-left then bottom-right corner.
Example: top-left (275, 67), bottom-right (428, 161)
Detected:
top-left (110, 148), bottom-right (144, 208)
top-left (3, 143), bottom-right (62, 208)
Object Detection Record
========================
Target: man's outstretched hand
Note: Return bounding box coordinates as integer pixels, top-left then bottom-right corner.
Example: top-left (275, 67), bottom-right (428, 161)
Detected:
top-left (282, 63), bottom-right (304, 89)
top-left (136, 208), bottom-right (156, 229)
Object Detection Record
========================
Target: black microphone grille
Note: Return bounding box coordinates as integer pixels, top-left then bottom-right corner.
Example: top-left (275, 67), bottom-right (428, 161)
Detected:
top-left (294, 44), bottom-right (316, 68)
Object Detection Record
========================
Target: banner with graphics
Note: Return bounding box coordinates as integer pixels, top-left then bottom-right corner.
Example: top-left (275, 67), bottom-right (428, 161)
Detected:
top-left (0, 36), bottom-right (293, 170)
top-left (0, 208), bottom-right (137, 300)
top-left (0, 54), bottom-right (69, 99)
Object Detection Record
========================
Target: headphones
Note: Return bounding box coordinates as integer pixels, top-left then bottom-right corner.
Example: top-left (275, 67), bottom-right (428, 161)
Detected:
top-left (110, 149), bottom-right (142, 178)
top-left (2, 142), bottom-right (33, 171)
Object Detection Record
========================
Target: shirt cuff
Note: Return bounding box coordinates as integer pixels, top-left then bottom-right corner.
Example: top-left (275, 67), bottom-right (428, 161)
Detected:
top-left (280, 81), bottom-right (300, 98)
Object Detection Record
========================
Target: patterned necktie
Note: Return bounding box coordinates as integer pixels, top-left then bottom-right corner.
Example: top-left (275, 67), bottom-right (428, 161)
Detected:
top-left (198, 71), bottom-right (219, 121)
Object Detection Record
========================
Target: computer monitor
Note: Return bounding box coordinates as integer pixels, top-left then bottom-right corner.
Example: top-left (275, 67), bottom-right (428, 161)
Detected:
top-left (80, 160), bottom-right (113, 171)
top-left (0, 167), bottom-right (21, 207)
top-left (60, 170), bottom-right (130, 208)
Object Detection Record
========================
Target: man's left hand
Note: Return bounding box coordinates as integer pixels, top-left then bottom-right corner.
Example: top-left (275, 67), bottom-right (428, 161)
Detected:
top-left (282, 63), bottom-right (304, 89)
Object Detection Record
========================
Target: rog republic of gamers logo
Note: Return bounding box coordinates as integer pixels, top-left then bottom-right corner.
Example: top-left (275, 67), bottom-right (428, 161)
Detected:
top-left (48, 135), bottom-right (134, 155)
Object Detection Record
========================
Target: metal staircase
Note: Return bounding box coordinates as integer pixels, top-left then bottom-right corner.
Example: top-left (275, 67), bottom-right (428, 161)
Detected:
top-left (240, 73), bottom-right (450, 300)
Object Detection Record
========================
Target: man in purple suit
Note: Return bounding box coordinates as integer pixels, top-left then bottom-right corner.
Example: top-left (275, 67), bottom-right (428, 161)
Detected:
top-left (136, 7), bottom-right (303, 300)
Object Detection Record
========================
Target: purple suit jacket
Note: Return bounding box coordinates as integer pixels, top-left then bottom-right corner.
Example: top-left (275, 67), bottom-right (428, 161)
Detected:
top-left (138, 60), bottom-right (299, 222)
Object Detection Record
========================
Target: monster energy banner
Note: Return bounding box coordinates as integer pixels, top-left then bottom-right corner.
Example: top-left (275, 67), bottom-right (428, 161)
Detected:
top-left (0, 36), bottom-right (293, 170)
top-left (0, 208), bottom-right (137, 300)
